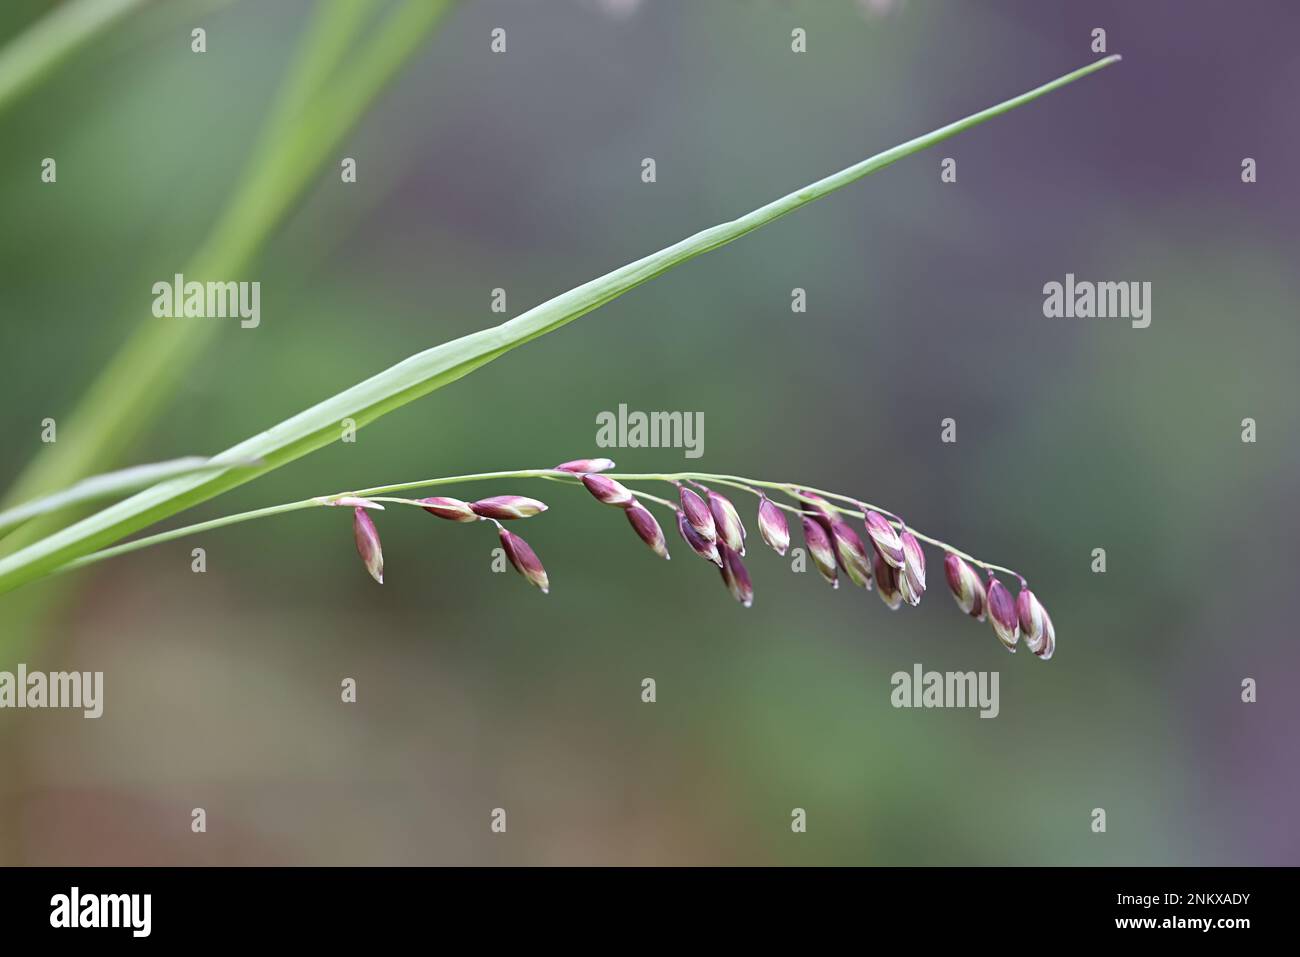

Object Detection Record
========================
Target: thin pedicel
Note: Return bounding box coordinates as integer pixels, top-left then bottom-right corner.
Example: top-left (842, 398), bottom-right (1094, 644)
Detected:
top-left (64, 459), bottom-right (1056, 660)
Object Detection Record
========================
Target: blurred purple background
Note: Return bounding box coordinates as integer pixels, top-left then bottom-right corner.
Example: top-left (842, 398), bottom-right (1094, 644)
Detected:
top-left (1, 0), bottom-right (1297, 864)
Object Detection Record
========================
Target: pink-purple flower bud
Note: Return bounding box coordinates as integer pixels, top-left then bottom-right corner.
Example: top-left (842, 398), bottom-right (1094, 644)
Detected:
top-left (352, 507), bottom-right (384, 584)
top-left (863, 510), bottom-right (905, 568)
top-left (678, 486), bottom-right (716, 543)
top-left (497, 525), bottom-right (549, 593)
top-left (872, 547), bottom-right (903, 610)
top-left (708, 490), bottom-right (746, 555)
top-left (417, 496), bottom-right (478, 522)
top-left (795, 490), bottom-right (837, 520)
top-left (625, 501), bottom-right (670, 560)
top-left (986, 576), bottom-right (1020, 651)
top-left (1017, 588), bottom-right (1052, 658)
top-left (801, 515), bottom-right (838, 588)
top-left (1036, 607), bottom-right (1056, 661)
top-left (469, 495), bottom-right (548, 520)
top-left (943, 553), bottom-right (986, 621)
top-left (756, 496), bottom-right (790, 556)
top-left (719, 544), bottom-right (754, 607)
top-left (829, 516), bottom-right (872, 589)
top-left (898, 530), bottom-right (926, 606)
top-left (581, 473), bottom-right (635, 507)
top-left (676, 509), bottom-right (722, 566)
top-left (554, 458), bottom-right (616, 474)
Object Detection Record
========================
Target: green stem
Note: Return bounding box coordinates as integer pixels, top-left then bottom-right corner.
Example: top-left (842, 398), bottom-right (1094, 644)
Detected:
top-left (59, 468), bottom-right (1020, 580)
top-left (0, 0), bottom-right (148, 118)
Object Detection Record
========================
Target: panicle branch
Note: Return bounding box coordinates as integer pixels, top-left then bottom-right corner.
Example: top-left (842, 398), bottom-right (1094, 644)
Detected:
top-left (312, 458), bottom-right (1053, 660)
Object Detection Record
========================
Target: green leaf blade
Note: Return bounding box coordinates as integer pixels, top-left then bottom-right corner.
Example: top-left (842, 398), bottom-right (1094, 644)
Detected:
top-left (0, 56), bottom-right (1121, 595)
top-left (0, 456), bottom-right (261, 536)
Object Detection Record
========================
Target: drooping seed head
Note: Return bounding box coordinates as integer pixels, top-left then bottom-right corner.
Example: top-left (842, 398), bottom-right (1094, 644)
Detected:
top-left (497, 525), bottom-right (549, 593)
top-left (829, 516), bottom-right (872, 589)
top-left (582, 473), bottom-right (635, 507)
top-left (801, 515), bottom-right (838, 588)
top-left (943, 553), bottom-right (987, 621)
top-left (469, 495), bottom-right (548, 520)
top-left (863, 510), bottom-right (905, 568)
top-left (676, 509), bottom-right (722, 566)
top-left (898, 530), bottom-right (926, 606)
top-left (1017, 588), bottom-right (1051, 657)
top-left (872, 547), bottom-right (903, 610)
top-left (625, 501), bottom-right (670, 560)
top-left (417, 496), bottom-right (478, 522)
top-left (986, 576), bottom-right (1020, 651)
top-left (352, 507), bottom-right (384, 584)
top-left (678, 486), bottom-right (717, 543)
top-left (719, 544), bottom-right (754, 608)
top-left (708, 490), bottom-right (747, 554)
top-left (554, 458), bottom-right (616, 474)
top-left (756, 496), bottom-right (790, 556)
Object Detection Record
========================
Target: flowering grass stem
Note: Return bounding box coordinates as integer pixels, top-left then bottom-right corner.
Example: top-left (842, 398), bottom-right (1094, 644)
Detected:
top-left (52, 462), bottom-right (1054, 657)
top-left (0, 56), bottom-right (1119, 598)
top-left (58, 468), bottom-right (1019, 581)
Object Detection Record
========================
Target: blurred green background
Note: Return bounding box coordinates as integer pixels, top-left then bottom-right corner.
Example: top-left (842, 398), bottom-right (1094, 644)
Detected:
top-left (1, 0), bottom-right (1297, 865)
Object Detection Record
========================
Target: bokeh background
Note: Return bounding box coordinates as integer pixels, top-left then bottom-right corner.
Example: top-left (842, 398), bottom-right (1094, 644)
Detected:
top-left (1, 0), bottom-right (1297, 865)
